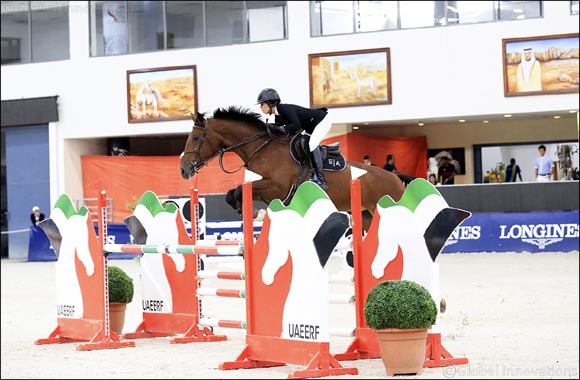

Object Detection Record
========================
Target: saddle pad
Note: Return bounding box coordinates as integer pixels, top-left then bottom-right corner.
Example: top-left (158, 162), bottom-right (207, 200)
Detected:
top-left (290, 134), bottom-right (346, 172)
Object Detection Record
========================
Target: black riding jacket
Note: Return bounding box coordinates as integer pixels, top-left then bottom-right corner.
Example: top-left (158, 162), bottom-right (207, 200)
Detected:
top-left (274, 103), bottom-right (328, 134)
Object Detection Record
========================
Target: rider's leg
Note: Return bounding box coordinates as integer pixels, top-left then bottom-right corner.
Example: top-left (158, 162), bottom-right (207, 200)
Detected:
top-left (308, 115), bottom-right (332, 190)
top-left (311, 146), bottom-right (328, 190)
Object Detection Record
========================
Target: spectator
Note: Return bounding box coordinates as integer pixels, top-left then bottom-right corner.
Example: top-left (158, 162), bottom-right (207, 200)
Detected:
top-left (534, 144), bottom-right (554, 182)
top-left (30, 206), bottom-right (45, 226)
top-left (505, 158), bottom-right (523, 182)
top-left (438, 156), bottom-right (456, 185)
top-left (382, 154), bottom-right (399, 173)
top-left (363, 155), bottom-right (376, 166)
top-left (428, 173), bottom-right (439, 186)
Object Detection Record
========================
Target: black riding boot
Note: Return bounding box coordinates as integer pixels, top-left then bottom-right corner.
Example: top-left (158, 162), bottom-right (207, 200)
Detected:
top-left (311, 146), bottom-right (328, 191)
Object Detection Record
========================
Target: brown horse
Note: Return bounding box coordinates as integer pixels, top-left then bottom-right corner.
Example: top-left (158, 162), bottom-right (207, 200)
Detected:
top-left (179, 106), bottom-right (406, 231)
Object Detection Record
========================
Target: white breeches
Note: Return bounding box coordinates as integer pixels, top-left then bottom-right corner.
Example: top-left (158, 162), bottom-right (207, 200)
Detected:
top-left (536, 175), bottom-right (551, 182)
top-left (308, 115), bottom-right (332, 152)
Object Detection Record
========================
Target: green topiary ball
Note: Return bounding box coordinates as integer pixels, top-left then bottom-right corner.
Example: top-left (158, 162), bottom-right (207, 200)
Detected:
top-left (363, 280), bottom-right (437, 330)
top-left (108, 265), bottom-right (134, 304)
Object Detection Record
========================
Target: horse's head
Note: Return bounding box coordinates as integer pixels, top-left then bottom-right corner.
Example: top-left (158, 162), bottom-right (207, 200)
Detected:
top-left (180, 106), bottom-right (268, 179)
top-left (180, 112), bottom-right (214, 179)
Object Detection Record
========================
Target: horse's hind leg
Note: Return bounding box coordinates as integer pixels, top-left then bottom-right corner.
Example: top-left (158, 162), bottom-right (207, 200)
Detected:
top-left (361, 210), bottom-right (373, 233)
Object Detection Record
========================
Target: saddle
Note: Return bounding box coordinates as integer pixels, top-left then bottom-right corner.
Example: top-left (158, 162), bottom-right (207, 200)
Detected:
top-left (289, 134), bottom-right (347, 172)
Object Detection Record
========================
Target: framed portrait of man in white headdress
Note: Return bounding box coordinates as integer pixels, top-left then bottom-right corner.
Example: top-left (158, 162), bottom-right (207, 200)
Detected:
top-left (502, 33), bottom-right (579, 97)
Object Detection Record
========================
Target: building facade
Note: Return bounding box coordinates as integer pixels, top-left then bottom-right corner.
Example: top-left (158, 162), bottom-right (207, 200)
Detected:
top-left (1, 1), bottom-right (579, 258)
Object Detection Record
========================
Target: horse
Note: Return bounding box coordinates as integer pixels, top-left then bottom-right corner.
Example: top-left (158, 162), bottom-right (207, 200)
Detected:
top-left (179, 106), bottom-right (406, 232)
top-left (348, 73), bottom-right (376, 98)
top-left (135, 81), bottom-right (169, 113)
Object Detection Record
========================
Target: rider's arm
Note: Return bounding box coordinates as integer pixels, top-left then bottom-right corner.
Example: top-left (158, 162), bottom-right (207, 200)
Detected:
top-left (276, 104), bottom-right (302, 134)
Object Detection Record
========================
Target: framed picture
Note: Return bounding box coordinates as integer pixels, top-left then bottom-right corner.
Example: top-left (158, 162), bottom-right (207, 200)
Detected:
top-left (127, 65), bottom-right (198, 123)
top-left (502, 33), bottom-right (579, 97)
top-left (308, 48), bottom-right (392, 109)
top-left (428, 148), bottom-right (466, 175)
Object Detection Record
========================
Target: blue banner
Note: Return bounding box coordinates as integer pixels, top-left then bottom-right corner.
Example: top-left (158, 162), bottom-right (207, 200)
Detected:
top-left (28, 226), bottom-right (56, 262)
top-left (27, 211), bottom-right (579, 261)
top-left (27, 223), bottom-right (137, 262)
top-left (442, 211), bottom-right (579, 253)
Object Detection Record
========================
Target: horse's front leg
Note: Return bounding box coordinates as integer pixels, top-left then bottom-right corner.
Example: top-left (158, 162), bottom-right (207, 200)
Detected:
top-left (225, 178), bottom-right (279, 215)
top-left (225, 186), bottom-right (243, 215)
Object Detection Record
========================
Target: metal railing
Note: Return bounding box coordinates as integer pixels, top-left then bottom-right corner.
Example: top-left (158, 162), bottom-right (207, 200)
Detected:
top-left (72, 197), bottom-right (114, 223)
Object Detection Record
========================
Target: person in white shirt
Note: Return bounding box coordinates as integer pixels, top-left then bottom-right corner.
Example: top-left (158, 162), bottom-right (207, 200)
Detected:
top-left (534, 144), bottom-right (554, 182)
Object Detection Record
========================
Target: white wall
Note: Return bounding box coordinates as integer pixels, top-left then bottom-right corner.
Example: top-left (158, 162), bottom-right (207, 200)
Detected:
top-left (1, 1), bottom-right (578, 196)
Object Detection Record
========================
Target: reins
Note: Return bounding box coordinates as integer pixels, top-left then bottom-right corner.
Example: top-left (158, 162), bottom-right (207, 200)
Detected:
top-left (181, 123), bottom-right (273, 175)
top-left (218, 131), bottom-right (271, 174)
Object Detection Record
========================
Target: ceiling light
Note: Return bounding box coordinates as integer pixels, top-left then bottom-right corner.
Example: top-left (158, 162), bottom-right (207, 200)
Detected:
top-left (483, 120), bottom-right (489, 123)
top-left (553, 115), bottom-right (561, 119)
top-left (569, 110), bottom-right (577, 113)
top-left (459, 119), bottom-right (465, 123)
top-left (418, 122), bottom-right (424, 126)
top-left (353, 126), bottom-right (359, 130)
top-left (504, 114), bottom-right (512, 118)
top-left (364, 122), bottom-right (369, 125)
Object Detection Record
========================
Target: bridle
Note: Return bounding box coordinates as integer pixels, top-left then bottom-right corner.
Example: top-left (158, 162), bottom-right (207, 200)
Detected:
top-left (180, 122), bottom-right (273, 175)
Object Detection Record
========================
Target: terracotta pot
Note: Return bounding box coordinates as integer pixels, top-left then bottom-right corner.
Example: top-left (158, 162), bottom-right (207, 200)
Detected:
top-left (375, 327), bottom-right (429, 376)
top-left (109, 302), bottom-right (128, 336)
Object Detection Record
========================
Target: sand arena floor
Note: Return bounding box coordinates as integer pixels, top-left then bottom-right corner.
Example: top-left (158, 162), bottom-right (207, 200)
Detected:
top-left (1, 252), bottom-right (579, 379)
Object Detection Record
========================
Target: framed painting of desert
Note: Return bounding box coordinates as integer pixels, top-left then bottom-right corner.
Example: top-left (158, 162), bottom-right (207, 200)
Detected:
top-left (502, 33), bottom-right (579, 97)
top-left (309, 48), bottom-right (392, 109)
top-left (127, 65), bottom-right (198, 123)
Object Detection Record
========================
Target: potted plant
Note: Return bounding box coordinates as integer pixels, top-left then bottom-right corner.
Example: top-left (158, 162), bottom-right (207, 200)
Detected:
top-left (108, 265), bottom-right (135, 335)
top-left (364, 280), bottom-right (438, 376)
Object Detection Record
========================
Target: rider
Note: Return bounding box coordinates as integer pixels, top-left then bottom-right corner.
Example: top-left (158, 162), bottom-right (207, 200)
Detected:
top-left (256, 88), bottom-right (331, 191)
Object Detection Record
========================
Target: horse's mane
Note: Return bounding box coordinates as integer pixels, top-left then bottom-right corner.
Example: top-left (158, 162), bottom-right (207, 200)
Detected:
top-left (212, 106), bottom-right (266, 130)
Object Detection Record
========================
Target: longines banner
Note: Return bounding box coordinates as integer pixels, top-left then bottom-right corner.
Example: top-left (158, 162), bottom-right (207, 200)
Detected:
top-left (442, 211), bottom-right (579, 253)
top-left (29, 211), bottom-right (579, 261)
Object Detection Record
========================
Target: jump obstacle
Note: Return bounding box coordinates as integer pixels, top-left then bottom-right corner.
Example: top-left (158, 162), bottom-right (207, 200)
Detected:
top-left (36, 169), bottom-right (470, 377)
top-left (35, 190), bottom-right (135, 351)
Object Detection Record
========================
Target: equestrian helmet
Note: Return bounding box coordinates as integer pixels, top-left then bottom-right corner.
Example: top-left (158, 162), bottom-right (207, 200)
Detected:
top-left (257, 88), bottom-right (280, 106)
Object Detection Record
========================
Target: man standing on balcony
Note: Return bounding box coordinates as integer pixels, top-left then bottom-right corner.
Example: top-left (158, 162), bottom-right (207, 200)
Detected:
top-left (534, 144), bottom-right (554, 182)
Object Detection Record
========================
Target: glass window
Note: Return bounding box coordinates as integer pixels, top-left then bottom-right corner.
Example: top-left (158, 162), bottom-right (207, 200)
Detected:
top-left (127, 1), bottom-right (164, 53)
top-left (456, 1), bottom-right (496, 24)
top-left (165, 1), bottom-right (205, 49)
top-left (247, 1), bottom-right (286, 42)
top-left (31, 1), bottom-right (70, 62)
top-left (571, 1), bottom-right (579, 15)
top-left (310, 1), bottom-right (543, 37)
top-left (90, 1), bottom-right (129, 56)
top-left (205, 1), bottom-right (244, 46)
top-left (498, 1), bottom-right (542, 21)
top-left (356, 1), bottom-right (397, 32)
top-left (320, 1), bottom-right (354, 35)
top-left (399, 1), bottom-right (435, 29)
top-left (1, 1), bottom-right (30, 64)
top-left (310, 1), bottom-right (322, 36)
top-left (89, 1), bottom-right (287, 56)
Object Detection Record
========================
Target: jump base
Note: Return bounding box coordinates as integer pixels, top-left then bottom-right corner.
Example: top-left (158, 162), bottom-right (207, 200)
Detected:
top-left (423, 333), bottom-right (468, 368)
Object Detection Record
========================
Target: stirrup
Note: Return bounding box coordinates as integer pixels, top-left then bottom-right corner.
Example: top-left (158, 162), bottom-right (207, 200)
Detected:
top-left (316, 175), bottom-right (328, 191)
